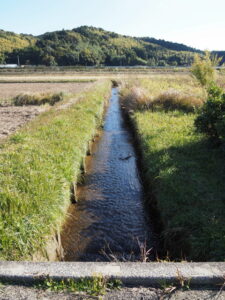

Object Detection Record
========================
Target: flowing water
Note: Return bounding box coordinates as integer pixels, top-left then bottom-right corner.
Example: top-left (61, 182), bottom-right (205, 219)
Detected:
top-left (61, 88), bottom-right (154, 261)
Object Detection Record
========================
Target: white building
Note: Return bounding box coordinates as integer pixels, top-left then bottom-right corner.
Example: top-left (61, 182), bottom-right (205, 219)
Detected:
top-left (0, 64), bottom-right (18, 68)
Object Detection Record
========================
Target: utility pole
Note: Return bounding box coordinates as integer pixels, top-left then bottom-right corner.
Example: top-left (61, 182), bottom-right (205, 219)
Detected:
top-left (17, 55), bottom-right (20, 67)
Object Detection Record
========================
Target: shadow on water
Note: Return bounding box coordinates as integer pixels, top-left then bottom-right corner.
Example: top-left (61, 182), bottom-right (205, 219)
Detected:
top-left (61, 88), bottom-right (155, 261)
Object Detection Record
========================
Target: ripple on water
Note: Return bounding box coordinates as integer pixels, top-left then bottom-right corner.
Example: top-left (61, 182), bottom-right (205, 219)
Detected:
top-left (61, 88), bottom-right (154, 261)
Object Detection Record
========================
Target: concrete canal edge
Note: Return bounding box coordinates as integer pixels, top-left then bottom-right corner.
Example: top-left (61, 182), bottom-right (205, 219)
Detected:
top-left (0, 262), bottom-right (224, 287)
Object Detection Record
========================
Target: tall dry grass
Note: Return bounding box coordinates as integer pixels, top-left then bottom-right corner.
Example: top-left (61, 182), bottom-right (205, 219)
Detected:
top-left (121, 75), bottom-right (205, 113)
top-left (121, 86), bottom-right (151, 111)
top-left (152, 89), bottom-right (203, 112)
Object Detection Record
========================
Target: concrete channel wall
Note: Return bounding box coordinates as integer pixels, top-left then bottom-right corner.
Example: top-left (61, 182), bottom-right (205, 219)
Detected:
top-left (0, 262), bottom-right (224, 287)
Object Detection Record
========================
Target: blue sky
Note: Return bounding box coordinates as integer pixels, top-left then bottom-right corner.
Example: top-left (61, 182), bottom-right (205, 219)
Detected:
top-left (0, 0), bottom-right (225, 50)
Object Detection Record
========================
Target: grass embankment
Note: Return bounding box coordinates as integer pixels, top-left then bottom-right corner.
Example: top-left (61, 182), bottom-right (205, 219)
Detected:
top-left (0, 80), bottom-right (111, 260)
top-left (121, 76), bottom-right (225, 261)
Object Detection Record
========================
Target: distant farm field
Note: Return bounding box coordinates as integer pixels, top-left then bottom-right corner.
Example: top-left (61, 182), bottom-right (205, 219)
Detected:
top-left (0, 81), bottom-right (94, 101)
top-left (0, 79), bottom-right (95, 139)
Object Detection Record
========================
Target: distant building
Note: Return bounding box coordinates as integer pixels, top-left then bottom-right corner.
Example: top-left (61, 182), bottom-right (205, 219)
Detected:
top-left (0, 64), bottom-right (18, 68)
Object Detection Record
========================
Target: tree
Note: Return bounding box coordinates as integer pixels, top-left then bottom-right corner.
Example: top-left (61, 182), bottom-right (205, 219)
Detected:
top-left (42, 54), bottom-right (57, 66)
top-left (191, 51), bottom-right (221, 87)
top-left (195, 84), bottom-right (225, 142)
top-left (193, 52), bottom-right (225, 143)
top-left (0, 53), bottom-right (5, 63)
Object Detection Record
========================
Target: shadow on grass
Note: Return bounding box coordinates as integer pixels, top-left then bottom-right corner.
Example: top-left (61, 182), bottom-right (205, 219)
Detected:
top-left (143, 136), bottom-right (225, 261)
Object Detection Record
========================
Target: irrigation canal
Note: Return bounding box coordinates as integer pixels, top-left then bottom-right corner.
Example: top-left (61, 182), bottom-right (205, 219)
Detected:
top-left (61, 88), bottom-right (154, 261)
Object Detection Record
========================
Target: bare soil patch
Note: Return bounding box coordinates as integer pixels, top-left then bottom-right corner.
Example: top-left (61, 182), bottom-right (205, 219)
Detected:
top-left (0, 82), bottom-right (94, 140)
top-left (0, 106), bottom-right (47, 140)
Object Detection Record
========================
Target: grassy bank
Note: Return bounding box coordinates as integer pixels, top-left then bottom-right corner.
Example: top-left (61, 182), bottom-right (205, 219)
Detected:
top-left (121, 76), bottom-right (225, 261)
top-left (0, 80), bottom-right (111, 260)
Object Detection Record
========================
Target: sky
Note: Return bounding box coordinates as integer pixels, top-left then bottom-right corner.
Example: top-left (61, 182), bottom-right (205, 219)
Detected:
top-left (0, 0), bottom-right (225, 50)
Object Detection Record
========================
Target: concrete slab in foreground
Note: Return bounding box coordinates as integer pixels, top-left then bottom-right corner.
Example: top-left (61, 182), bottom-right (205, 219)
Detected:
top-left (0, 262), bottom-right (224, 287)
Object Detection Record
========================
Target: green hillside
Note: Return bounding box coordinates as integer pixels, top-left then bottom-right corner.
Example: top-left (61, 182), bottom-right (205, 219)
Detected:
top-left (0, 30), bottom-right (35, 63)
top-left (0, 26), bottom-right (224, 66)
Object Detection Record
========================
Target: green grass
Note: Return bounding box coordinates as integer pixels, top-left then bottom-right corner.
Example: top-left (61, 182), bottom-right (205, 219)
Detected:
top-left (0, 80), bottom-right (111, 260)
top-left (132, 110), bottom-right (225, 261)
top-left (38, 276), bottom-right (121, 296)
top-left (121, 75), bottom-right (225, 261)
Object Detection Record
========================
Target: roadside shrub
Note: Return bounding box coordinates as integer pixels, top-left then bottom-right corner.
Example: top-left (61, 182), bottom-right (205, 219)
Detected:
top-left (152, 89), bottom-right (203, 113)
top-left (13, 92), bottom-right (64, 106)
top-left (195, 83), bottom-right (225, 141)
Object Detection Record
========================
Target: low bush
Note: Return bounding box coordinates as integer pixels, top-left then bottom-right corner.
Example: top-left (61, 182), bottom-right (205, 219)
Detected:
top-left (195, 83), bottom-right (225, 141)
top-left (13, 92), bottom-right (64, 106)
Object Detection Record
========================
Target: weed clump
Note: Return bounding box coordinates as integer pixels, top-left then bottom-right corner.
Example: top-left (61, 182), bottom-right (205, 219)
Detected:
top-left (13, 92), bottom-right (64, 106)
top-left (39, 276), bottom-right (121, 296)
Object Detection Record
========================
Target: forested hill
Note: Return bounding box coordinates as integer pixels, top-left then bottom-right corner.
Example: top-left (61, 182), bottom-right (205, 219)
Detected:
top-left (212, 51), bottom-right (225, 65)
top-left (139, 37), bottom-right (201, 53)
top-left (0, 26), bottom-right (224, 67)
top-left (0, 30), bottom-right (36, 63)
